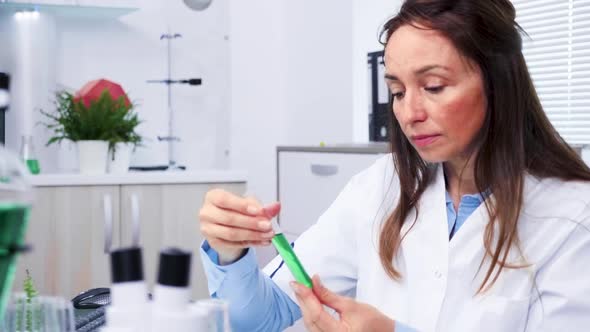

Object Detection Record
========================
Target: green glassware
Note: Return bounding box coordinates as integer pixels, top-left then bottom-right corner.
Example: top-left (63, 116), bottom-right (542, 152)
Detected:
top-left (0, 147), bottom-right (32, 323)
top-left (0, 204), bottom-right (30, 321)
top-left (20, 136), bottom-right (40, 175)
top-left (272, 233), bottom-right (313, 288)
top-left (25, 160), bottom-right (40, 175)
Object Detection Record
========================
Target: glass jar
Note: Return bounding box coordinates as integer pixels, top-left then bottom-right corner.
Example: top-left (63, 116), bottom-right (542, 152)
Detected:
top-left (19, 136), bottom-right (40, 175)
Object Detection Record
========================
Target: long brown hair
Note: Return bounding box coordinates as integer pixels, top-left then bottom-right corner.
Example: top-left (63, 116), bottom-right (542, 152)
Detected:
top-left (379, 0), bottom-right (590, 292)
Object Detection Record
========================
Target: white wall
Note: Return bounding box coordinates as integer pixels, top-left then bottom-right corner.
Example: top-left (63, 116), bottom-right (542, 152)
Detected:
top-left (229, 0), bottom-right (356, 206)
top-left (281, 0), bottom-right (355, 146)
top-left (228, 0), bottom-right (286, 204)
top-left (3, 0), bottom-right (231, 172)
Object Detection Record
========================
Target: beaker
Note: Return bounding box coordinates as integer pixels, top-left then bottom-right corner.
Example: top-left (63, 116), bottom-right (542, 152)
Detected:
top-left (19, 136), bottom-right (40, 175)
top-left (193, 298), bottom-right (232, 332)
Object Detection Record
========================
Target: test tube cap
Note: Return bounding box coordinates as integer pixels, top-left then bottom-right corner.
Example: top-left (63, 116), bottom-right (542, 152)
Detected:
top-left (157, 247), bottom-right (192, 287)
top-left (110, 247), bottom-right (144, 283)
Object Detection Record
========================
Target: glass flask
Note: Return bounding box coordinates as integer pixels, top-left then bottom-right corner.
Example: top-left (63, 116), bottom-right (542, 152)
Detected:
top-left (19, 136), bottom-right (40, 175)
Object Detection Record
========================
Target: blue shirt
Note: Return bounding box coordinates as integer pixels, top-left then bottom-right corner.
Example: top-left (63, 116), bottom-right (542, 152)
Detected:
top-left (200, 191), bottom-right (485, 332)
top-left (445, 191), bottom-right (486, 240)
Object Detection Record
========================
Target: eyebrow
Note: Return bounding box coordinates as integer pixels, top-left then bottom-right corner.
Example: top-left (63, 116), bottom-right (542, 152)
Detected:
top-left (384, 65), bottom-right (450, 81)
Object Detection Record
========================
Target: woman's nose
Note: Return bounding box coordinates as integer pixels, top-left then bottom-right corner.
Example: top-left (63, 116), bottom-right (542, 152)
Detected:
top-left (396, 90), bottom-right (427, 124)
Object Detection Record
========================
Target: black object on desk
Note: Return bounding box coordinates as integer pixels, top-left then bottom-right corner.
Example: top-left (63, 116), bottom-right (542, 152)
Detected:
top-left (72, 287), bottom-right (111, 309)
top-left (75, 307), bottom-right (106, 332)
top-left (72, 288), bottom-right (110, 332)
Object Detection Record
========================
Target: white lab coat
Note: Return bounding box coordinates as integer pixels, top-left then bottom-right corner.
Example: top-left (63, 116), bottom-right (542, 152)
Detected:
top-left (263, 154), bottom-right (590, 332)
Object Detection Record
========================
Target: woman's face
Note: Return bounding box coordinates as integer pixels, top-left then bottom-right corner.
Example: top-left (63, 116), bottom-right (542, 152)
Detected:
top-left (384, 24), bottom-right (487, 164)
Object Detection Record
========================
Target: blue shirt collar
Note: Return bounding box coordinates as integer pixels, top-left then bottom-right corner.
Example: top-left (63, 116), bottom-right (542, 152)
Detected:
top-left (445, 190), bottom-right (490, 206)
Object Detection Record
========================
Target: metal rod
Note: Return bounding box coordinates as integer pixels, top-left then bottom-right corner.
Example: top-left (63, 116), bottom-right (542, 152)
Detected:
top-left (166, 30), bottom-right (174, 168)
top-left (159, 31), bottom-right (182, 169)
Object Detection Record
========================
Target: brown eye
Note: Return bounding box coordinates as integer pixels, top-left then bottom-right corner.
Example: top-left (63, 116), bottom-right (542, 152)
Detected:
top-left (424, 86), bottom-right (444, 93)
top-left (392, 91), bottom-right (405, 100)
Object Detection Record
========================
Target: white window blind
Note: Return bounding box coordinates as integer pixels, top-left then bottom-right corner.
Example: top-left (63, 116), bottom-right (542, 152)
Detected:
top-left (512, 0), bottom-right (590, 144)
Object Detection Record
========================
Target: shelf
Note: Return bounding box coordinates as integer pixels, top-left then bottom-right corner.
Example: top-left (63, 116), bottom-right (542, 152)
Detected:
top-left (0, 2), bottom-right (138, 19)
top-left (30, 170), bottom-right (248, 187)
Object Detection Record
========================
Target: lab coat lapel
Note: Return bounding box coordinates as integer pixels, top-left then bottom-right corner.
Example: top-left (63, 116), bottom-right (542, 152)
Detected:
top-left (400, 164), bottom-right (450, 331)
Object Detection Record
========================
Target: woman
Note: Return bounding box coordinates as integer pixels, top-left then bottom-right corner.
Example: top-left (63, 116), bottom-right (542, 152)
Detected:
top-left (198, 0), bottom-right (590, 331)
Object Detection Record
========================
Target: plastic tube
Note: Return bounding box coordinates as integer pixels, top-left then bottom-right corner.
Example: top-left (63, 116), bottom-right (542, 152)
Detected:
top-left (270, 220), bottom-right (313, 288)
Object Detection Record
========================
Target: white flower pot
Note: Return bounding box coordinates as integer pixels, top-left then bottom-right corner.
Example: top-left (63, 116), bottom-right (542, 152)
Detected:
top-left (76, 140), bottom-right (109, 174)
top-left (108, 143), bottom-right (132, 173)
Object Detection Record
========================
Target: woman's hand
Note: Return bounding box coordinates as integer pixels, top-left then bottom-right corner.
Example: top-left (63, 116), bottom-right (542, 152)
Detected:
top-left (291, 275), bottom-right (396, 332)
top-left (199, 189), bottom-right (280, 264)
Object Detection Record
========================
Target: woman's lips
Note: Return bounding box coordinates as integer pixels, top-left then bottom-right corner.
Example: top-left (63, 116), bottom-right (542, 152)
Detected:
top-left (411, 134), bottom-right (441, 147)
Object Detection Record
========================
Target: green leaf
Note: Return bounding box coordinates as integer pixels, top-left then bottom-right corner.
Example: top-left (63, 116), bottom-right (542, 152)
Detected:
top-left (24, 269), bottom-right (38, 331)
top-left (40, 89), bottom-right (143, 147)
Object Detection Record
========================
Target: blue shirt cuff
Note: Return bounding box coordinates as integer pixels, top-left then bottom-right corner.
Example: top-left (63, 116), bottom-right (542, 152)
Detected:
top-left (396, 321), bottom-right (418, 332)
top-left (199, 240), bottom-right (259, 296)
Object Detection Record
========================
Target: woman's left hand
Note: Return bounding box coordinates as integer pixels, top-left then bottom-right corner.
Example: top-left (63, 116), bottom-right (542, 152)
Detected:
top-left (291, 275), bottom-right (395, 332)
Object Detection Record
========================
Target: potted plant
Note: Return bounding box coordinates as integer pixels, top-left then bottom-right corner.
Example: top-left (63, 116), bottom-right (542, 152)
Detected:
top-left (41, 79), bottom-right (141, 174)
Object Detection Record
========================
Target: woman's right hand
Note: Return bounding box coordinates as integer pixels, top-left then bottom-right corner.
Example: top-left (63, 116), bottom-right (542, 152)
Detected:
top-left (199, 189), bottom-right (281, 265)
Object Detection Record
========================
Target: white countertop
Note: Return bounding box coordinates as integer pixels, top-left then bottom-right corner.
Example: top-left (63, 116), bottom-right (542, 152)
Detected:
top-left (29, 170), bottom-right (248, 187)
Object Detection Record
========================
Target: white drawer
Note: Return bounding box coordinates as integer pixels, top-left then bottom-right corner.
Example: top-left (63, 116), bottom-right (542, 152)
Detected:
top-left (278, 152), bottom-right (383, 235)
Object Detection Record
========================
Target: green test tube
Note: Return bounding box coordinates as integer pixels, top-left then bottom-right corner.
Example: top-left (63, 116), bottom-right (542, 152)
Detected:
top-left (271, 220), bottom-right (313, 288)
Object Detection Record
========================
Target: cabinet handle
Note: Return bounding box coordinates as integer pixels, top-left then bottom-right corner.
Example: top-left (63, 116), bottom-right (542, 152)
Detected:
top-left (130, 194), bottom-right (140, 247)
top-left (103, 194), bottom-right (113, 254)
top-left (310, 164), bottom-right (339, 177)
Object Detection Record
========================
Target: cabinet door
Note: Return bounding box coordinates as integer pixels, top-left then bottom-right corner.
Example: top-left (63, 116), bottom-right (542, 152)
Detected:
top-left (13, 185), bottom-right (120, 299)
top-left (120, 183), bottom-right (246, 300)
top-left (278, 152), bottom-right (382, 235)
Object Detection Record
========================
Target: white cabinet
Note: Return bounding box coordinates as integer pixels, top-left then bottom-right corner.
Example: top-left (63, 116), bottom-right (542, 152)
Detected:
top-left (13, 181), bottom-right (246, 300)
top-left (277, 146), bottom-right (386, 236)
top-left (14, 185), bottom-right (121, 299)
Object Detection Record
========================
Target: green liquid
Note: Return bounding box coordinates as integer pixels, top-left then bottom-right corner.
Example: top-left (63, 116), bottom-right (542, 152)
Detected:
top-left (25, 160), bottom-right (40, 175)
top-left (0, 204), bottom-right (31, 323)
top-left (272, 233), bottom-right (313, 288)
